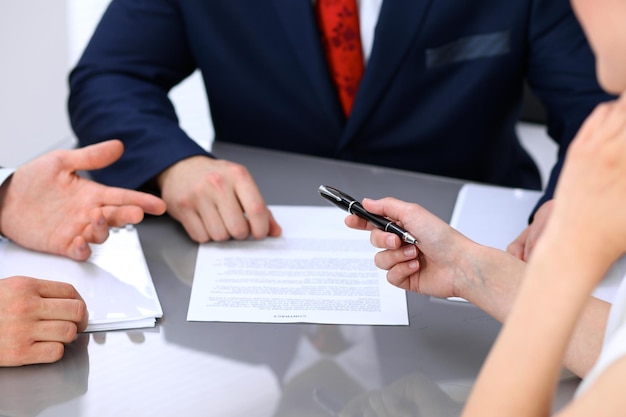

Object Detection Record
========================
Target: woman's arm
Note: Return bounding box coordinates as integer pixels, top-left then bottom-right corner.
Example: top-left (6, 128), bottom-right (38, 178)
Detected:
top-left (463, 95), bottom-right (626, 416)
top-left (347, 198), bottom-right (609, 378)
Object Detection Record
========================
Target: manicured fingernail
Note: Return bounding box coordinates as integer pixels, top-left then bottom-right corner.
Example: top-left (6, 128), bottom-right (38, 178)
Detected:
top-left (403, 245), bottom-right (417, 257)
top-left (408, 260), bottom-right (419, 270)
top-left (386, 235), bottom-right (397, 247)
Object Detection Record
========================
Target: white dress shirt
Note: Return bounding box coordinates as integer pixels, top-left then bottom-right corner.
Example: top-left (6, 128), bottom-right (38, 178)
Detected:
top-left (0, 168), bottom-right (15, 190)
top-left (576, 259), bottom-right (626, 396)
top-left (0, 167), bottom-right (15, 238)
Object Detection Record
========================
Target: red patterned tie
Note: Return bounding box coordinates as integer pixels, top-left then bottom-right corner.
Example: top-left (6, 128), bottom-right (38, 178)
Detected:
top-left (315, 0), bottom-right (364, 117)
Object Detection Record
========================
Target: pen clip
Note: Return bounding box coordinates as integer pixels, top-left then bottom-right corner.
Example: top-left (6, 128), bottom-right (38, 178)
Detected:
top-left (318, 185), bottom-right (355, 211)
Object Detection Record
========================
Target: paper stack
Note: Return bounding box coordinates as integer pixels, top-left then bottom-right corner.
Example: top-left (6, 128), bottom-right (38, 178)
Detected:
top-left (0, 225), bottom-right (162, 332)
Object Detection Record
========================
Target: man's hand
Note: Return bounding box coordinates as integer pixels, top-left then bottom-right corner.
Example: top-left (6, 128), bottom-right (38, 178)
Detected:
top-left (507, 199), bottom-right (554, 261)
top-left (0, 276), bottom-right (88, 366)
top-left (157, 155), bottom-right (282, 242)
top-left (0, 140), bottom-right (166, 261)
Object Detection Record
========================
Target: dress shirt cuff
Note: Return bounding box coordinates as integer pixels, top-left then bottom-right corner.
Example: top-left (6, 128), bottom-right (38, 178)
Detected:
top-left (0, 167), bottom-right (15, 240)
top-left (0, 167), bottom-right (15, 187)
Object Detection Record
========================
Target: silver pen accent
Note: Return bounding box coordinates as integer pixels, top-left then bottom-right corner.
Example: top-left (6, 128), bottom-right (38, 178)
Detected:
top-left (318, 185), bottom-right (418, 245)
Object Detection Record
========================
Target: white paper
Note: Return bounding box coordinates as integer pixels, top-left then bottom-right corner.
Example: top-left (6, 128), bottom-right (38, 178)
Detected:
top-left (0, 225), bottom-right (162, 331)
top-left (450, 183), bottom-right (543, 251)
top-left (449, 183), bottom-right (624, 303)
top-left (187, 206), bottom-right (408, 325)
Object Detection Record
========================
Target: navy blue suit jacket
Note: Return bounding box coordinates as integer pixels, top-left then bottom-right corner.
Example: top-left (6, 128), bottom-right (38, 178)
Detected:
top-left (69, 0), bottom-right (612, 207)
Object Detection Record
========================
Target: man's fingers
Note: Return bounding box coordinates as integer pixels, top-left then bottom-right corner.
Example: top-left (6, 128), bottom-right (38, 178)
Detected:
top-left (506, 241), bottom-right (525, 261)
top-left (180, 206), bottom-right (214, 243)
top-left (100, 206), bottom-right (145, 227)
top-left (232, 174), bottom-right (272, 240)
top-left (87, 217), bottom-right (112, 243)
top-left (506, 228), bottom-right (528, 260)
top-left (267, 209), bottom-right (283, 237)
top-left (523, 241), bottom-right (534, 262)
top-left (15, 341), bottom-right (66, 365)
top-left (37, 290), bottom-right (89, 334)
top-left (67, 235), bottom-right (92, 261)
top-left (39, 299), bottom-right (86, 327)
top-left (98, 186), bottom-right (166, 215)
top-left (60, 139), bottom-right (124, 172)
top-left (210, 188), bottom-right (250, 241)
top-left (32, 317), bottom-right (81, 343)
top-left (522, 227), bottom-right (542, 262)
top-left (33, 279), bottom-right (83, 300)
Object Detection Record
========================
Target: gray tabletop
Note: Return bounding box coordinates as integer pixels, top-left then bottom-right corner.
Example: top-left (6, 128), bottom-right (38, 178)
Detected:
top-left (0, 143), bottom-right (579, 417)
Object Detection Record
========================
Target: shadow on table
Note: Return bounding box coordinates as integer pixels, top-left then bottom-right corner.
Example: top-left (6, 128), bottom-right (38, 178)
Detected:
top-left (0, 334), bottom-right (89, 417)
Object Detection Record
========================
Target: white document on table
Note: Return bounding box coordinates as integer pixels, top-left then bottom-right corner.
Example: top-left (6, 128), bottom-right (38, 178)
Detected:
top-left (449, 183), bottom-right (624, 303)
top-left (0, 226), bottom-right (162, 332)
top-left (187, 206), bottom-right (408, 325)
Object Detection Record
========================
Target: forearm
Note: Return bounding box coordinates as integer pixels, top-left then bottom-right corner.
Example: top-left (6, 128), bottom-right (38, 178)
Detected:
top-left (460, 244), bottom-right (607, 378)
top-left (458, 245), bottom-right (526, 324)
top-left (68, 0), bottom-right (201, 190)
top-left (462, 238), bottom-right (603, 416)
top-left (562, 296), bottom-right (608, 377)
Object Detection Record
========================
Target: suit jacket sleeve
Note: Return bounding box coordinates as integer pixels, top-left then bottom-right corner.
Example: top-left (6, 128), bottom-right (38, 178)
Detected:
top-left (525, 0), bottom-right (615, 212)
top-left (68, 0), bottom-right (210, 189)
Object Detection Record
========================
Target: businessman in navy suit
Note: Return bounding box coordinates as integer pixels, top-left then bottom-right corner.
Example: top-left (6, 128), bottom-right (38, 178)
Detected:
top-left (69, 0), bottom-right (612, 259)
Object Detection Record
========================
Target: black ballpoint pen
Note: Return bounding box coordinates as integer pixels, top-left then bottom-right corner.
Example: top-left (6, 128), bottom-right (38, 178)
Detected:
top-left (318, 185), bottom-right (418, 245)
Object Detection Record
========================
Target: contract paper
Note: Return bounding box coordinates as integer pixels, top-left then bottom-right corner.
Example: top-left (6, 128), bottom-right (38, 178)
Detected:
top-left (0, 226), bottom-right (162, 331)
top-left (187, 206), bottom-right (408, 325)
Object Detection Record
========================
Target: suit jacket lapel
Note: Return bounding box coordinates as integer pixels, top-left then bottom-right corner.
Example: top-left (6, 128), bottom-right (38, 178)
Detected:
top-left (342, 0), bottom-right (435, 143)
top-left (272, 0), bottom-right (344, 126)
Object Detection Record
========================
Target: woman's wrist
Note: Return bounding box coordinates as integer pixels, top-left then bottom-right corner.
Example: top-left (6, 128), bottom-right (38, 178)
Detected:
top-left (456, 244), bottom-right (527, 324)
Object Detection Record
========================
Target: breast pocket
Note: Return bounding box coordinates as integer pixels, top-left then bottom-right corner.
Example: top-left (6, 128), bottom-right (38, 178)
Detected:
top-left (425, 31), bottom-right (510, 68)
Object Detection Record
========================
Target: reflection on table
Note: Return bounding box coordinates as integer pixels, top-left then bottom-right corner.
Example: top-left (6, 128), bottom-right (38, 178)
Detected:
top-left (0, 143), bottom-right (579, 416)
